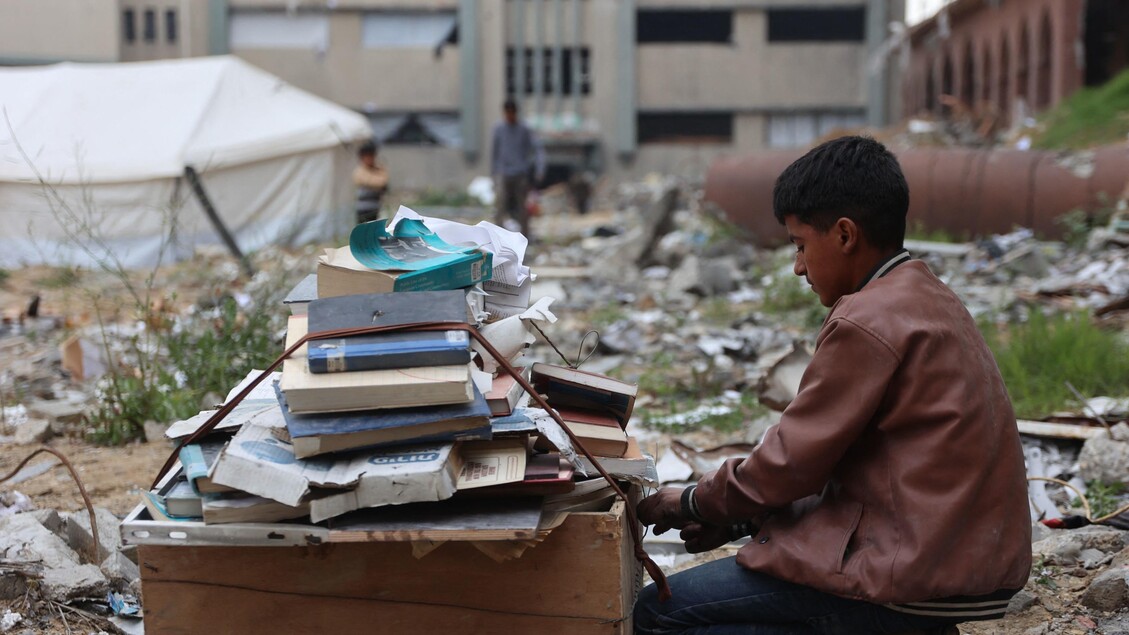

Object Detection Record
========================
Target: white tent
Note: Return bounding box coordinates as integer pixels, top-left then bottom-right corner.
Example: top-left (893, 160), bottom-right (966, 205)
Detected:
top-left (0, 56), bottom-right (371, 268)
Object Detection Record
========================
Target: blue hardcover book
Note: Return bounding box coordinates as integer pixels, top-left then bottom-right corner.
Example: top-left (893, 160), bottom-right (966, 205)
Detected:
top-left (276, 383), bottom-right (493, 458)
top-left (306, 290), bottom-right (472, 373)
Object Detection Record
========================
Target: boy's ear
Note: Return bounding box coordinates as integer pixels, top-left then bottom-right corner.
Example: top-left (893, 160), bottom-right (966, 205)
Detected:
top-left (835, 218), bottom-right (860, 254)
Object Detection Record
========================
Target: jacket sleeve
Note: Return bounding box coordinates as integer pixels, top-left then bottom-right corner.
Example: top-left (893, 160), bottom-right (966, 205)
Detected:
top-left (692, 316), bottom-right (901, 524)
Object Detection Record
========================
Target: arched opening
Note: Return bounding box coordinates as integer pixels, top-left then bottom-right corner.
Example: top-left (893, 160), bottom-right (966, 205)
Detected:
top-left (1017, 23), bottom-right (1031, 111)
top-left (981, 43), bottom-right (994, 111)
top-left (925, 60), bottom-right (937, 113)
top-left (999, 33), bottom-right (1010, 119)
top-left (1036, 10), bottom-right (1053, 109)
top-left (942, 53), bottom-right (954, 115)
top-left (962, 40), bottom-right (975, 106)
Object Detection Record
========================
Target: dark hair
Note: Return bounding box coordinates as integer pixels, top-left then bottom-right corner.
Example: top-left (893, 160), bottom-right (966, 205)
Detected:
top-left (772, 135), bottom-right (909, 250)
top-left (358, 140), bottom-right (377, 157)
top-left (503, 98), bottom-right (518, 113)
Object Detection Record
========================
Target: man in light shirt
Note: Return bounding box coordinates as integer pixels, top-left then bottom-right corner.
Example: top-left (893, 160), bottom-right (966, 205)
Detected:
top-left (491, 99), bottom-right (545, 239)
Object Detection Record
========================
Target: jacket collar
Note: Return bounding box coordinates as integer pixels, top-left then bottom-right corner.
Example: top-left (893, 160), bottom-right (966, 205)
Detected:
top-left (855, 248), bottom-right (911, 292)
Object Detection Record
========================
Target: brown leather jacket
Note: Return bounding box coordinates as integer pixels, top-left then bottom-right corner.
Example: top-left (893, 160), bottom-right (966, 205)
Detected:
top-left (692, 260), bottom-right (1031, 620)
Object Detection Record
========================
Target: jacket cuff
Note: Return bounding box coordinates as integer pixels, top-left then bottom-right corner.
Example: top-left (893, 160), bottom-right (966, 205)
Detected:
top-left (681, 486), bottom-right (705, 523)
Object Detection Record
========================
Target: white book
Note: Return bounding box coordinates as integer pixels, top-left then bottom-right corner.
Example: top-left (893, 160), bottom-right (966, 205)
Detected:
top-left (210, 421), bottom-right (461, 522)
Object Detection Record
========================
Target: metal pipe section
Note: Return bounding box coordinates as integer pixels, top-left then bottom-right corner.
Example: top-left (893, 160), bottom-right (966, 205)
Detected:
top-left (704, 145), bottom-right (1129, 246)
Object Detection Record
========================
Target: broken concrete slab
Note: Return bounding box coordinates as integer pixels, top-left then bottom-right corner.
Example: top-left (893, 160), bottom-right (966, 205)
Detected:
top-left (1031, 525), bottom-right (1129, 566)
top-left (1079, 565), bottom-right (1129, 611)
top-left (100, 550), bottom-right (139, 586)
top-left (1077, 435), bottom-right (1129, 484)
top-left (65, 507), bottom-right (123, 563)
top-left (0, 514), bottom-right (108, 601)
top-left (1005, 588), bottom-right (1038, 614)
top-left (756, 343), bottom-right (811, 411)
top-left (13, 417), bottom-right (52, 445)
top-left (27, 509), bottom-right (62, 535)
top-left (25, 399), bottom-right (86, 434)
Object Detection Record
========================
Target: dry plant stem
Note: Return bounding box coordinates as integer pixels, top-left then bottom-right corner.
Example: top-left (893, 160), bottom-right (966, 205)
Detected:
top-left (154, 319), bottom-right (673, 602)
top-left (0, 447), bottom-right (100, 564)
top-left (1028, 475), bottom-right (1129, 524)
top-left (1064, 380), bottom-right (1113, 436)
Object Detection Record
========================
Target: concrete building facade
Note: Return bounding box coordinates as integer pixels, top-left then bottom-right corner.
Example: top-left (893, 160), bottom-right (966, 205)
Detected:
top-left (902, 0), bottom-right (1129, 123)
top-left (2, 0), bottom-right (903, 188)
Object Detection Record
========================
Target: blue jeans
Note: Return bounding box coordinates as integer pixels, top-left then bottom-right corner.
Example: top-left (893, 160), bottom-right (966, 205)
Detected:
top-left (634, 557), bottom-right (952, 634)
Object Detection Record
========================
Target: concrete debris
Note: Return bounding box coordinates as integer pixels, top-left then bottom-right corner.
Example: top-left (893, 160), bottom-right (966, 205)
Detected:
top-left (0, 513), bottom-right (107, 601)
top-left (100, 550), bottom-right (140, 586)
top-left (13, 417), bottom-right (52, 445)
top-left (64, 507), bottom-right (125, 565)
top-left (0, 492), bottom-right (33, 518)
top-left (1005, 589), bottom-right (1038, 614)
top-left (756, 344), bottom-right (812, 412)
top-left (1077, 435), bottom-right (1129, 485)
top-left (1031, 525), bottom-right (1129, 566)
top-left (1079, 564), bottom-right (1129, 611)
top-left (0, 610), bottom-right (21, 632)
top-left (25, 399), bottom-right (87, 434)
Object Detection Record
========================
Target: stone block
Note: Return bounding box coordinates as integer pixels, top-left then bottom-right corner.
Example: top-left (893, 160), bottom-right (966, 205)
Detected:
top-left (1078, 436), bottom-right (1129, 485)
top-left (26, 399), bottom-right (86, 433)
top-left (64, 507), bottom-right (122, 563)
top-left (13, 418), bottom-right (52, 445)
top-left (1080, 566), bottom-right (1129, 612)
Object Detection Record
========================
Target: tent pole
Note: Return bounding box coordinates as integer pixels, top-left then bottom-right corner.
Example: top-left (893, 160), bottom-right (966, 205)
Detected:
top-left (184, 166), bottom-right (254, 278)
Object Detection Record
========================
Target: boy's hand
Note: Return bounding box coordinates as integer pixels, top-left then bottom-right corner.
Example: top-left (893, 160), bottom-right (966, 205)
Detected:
top-left (636, 487), bottom-right (689, 534)
top-left (680, 522), bottom-right (732, 553)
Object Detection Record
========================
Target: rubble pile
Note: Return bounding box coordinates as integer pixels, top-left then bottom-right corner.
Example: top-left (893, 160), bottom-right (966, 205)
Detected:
top-left (0, 179), bottom-right (1127, 633)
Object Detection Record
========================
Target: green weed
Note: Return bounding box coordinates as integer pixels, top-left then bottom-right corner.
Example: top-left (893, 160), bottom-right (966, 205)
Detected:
top-left (38, 266), bottom-right (82, 289)
top-left (1035, 68), bottom-right (1129, 150)
top-left (761, 270), bottom-right (825, 329)
top-left (980, 311), bottom-right (1129, 418)
top-left (0, 268), bottom-right (10, 287)
top-left (643, 392), bottom-right (767, 434)
top-left (1055, 204), bottom-right (1116, 249)
top-left (1081, 480), bottom-right (1127, 519)
top-left (906, 221), bottom-right (966, 244)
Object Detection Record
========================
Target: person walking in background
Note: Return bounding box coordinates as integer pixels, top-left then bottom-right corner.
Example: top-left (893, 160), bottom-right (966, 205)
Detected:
top-left (353, 140), bottom-right (389, 224)
top-left (491, 99), bottom-right (545, 239)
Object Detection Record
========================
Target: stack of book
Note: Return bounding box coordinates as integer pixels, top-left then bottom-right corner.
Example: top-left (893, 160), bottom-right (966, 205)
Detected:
top-left (142, 214), bottom-right (656, 540)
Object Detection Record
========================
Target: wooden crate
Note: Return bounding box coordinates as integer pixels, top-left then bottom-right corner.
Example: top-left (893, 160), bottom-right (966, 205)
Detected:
top-left (136, 500), bottom-right (641, 634)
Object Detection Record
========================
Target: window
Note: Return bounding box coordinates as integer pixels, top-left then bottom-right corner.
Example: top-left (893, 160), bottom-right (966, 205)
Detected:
top-left (637, 10), bottom-right (732, 43)
top-left (766, 112), bottom-right (865, 148)
top-left (229, 12), bottom-right (330, 50)
top-left (637, 112), bottom-right (733, 144)
top-left (123, 9), bottom-right (136, 43)
top-left (361, 12), bottom-right (458, 49)
top-left (367, 113), bottom-right (462, 147)
top-left (505, 47), bottom-right (591, 96)
top-left (767, 7), bottom-right (866, 42)
top-left (166, 9), bottom-right (178, 43)
top-left (143, 8), bottom-right (157, 42)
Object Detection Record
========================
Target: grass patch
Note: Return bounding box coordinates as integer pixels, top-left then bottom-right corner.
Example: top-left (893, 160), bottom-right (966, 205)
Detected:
top-left (1035, 68), bottom-right (1129, 150)
top-left (87, 296), bottom-right (283, 445)
top-left (980, 311), bottom-right (1129, 419)
top-left (0, 268), bottom-right (10, 287)
top-left (906, 221), bottom-right (966, 244)
top-left (1080, 480), bottom-right (1127, 519)
top-left (643, 392), bottom-right (767, 434)
top-left (761, 270), bottom-right (825, 329)
top-left (408, 187), bottom-right (485, 208)
top-left (38, 266), bottom-right (82, 289)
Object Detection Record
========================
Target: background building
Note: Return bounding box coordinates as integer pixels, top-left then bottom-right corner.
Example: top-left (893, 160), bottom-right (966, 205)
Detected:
top-left (902, 0), bottom-right (1129, 123)
top-left (1, 0), bottom-right (904, 188)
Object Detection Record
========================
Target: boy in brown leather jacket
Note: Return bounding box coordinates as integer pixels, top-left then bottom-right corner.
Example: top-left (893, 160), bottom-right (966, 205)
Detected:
top-left (635, 136), bottom-right (1031, 635)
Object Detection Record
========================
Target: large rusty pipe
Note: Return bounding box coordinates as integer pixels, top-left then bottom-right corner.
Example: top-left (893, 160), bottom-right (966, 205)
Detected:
top-left (704, 144), bottom-right (1129, 246)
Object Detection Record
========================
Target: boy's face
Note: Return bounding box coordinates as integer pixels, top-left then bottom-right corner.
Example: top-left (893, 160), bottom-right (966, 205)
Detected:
top-left (785, 215), bottom-right (855, 308)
